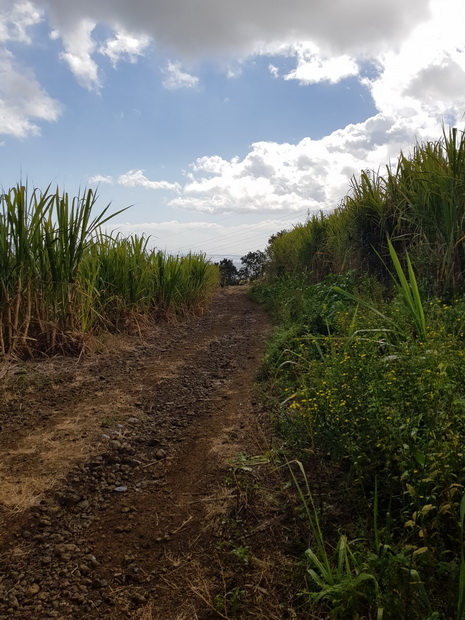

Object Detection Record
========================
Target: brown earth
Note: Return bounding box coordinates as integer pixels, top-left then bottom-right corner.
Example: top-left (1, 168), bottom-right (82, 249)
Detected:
top-left (0, 287), bottom-right (306, 619)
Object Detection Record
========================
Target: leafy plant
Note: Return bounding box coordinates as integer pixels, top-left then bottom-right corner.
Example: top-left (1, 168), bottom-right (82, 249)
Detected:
top-left (289, 460), bottom-right (381, 618)
top-left (385, 238), bottom-right (426, 340)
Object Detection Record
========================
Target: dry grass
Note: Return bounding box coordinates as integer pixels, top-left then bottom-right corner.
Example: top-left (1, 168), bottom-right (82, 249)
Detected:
top-left (0, 474), bottom-right (61, 513)
top-left (0, 382), bottom-right (135, 513)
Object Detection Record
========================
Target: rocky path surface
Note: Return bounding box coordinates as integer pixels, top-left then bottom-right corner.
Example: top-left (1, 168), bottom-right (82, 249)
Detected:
top-left (0, 287), bottom-right (277, 619)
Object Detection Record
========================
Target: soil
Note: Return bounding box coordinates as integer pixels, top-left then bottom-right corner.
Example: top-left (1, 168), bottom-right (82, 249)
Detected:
top-left (0, 287), bottom-right (305, 619)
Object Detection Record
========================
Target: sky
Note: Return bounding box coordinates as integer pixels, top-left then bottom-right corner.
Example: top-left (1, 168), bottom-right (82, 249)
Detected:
top-left (1, 0), bottom-right (465, 261)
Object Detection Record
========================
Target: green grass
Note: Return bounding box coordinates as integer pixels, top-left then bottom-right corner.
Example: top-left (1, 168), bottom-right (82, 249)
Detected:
top-left (0, 184), bottom-right (219, 357)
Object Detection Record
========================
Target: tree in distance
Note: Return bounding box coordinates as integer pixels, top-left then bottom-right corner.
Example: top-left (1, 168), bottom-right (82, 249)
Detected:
top-left (238, 251), bottom-right (267, 281)
top-left (218, 250), bottom-right (268, 286)
top-left (218, 258), bottom-right (239, 286)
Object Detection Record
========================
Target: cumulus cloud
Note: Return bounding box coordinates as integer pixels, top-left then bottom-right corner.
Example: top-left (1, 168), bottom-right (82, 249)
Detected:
top-left (50, 22), bottom-right (153, 89)
top-left (165, 111), bottom-right (452, 215)
top-left (48, 26), bottom-right (151, 90)
top-left (406, 59), bottom-right (465, 104)
top-left (162, 61), bottom-right (199, 90)
top-left (281, 42), bottom-right (359, 84)
top-left (2, 0), bottom-right (459, 116)
top-left (2, 0), bottom-right (427, 91)
top-left (40, 9), bottom-right (150, 89)
top-left (51, 18), bottom-right (100, 90)
top-left (363, 0), bottom-right (465, 120)
top-left (171, 142), bottom-right (331, 215)
top-left (118, 169), bottom-right (181, 192)
top-left (0, 0), bottom-right (457, 92)
top-left (99, 29), bottom-right (151, 66)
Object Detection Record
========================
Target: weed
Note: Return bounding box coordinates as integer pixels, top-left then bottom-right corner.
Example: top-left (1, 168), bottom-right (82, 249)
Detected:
top-left (230, 543), bottom-right (251, 567)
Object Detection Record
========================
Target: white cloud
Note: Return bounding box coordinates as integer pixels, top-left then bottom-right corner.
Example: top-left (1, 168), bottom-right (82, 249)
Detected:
top-left (89, 174), bottom-right (113, 184)
top-left (0, 1), bottom-right (43, 44)
top-left (166, 110), bottom-right (455, 216)
top-left (171, 143), bottom-right (329, 215)
top-left (99, 29), bottom-right (151, 66)
top-left (25, 0), bottom-right (451, 111)
top-left (53, 18), bottom-right (100, 91)
top-left (406, 59), bottom-right (465, 104)
top-left (118, 169), bottom-right (181, 192)
top-left (162, 61), bottom-right (199, 90)
top-left (283, 43), bottom-right (359, 85)
top-left (0, 0), bottom-right (61, 137)
top-left (0, 48), bottom-right (61, 137)
top-left (48, 19), bottom-right (151, 88)
top-left (11, 0), bottom-right (429, 94)
top-left (268, 64), bottom-right (279, 78)
top-left (363, 0), bottom-right (465, 121)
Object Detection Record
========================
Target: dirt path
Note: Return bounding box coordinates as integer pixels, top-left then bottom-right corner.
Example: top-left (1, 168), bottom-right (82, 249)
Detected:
top-left (0, 287), bottom-right (296, 619)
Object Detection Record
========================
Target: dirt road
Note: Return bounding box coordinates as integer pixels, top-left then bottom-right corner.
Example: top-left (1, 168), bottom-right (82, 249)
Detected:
top-left (0, 287), bottom-right (299, 619)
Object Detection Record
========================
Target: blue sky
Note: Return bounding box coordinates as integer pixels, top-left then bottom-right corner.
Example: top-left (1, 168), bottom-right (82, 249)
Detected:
top-left (1, 1), bottom-right (465, 259)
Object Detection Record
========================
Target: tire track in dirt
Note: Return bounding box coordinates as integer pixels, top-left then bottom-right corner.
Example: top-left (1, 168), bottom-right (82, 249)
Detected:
top-left (0, 287), bottom-right (273, 619)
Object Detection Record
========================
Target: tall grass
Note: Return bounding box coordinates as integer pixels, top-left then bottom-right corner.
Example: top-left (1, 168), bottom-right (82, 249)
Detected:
top-left (266, 127), bottom-right (465, 295)
top-left (0, 185), bottom-right (219, 357)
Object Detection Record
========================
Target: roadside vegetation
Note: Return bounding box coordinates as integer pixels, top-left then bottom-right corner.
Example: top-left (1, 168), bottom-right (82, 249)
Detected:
top-left (252, 127), bottom-right (465, 618)
top-left (0, 185), bottom-right (219, 358)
